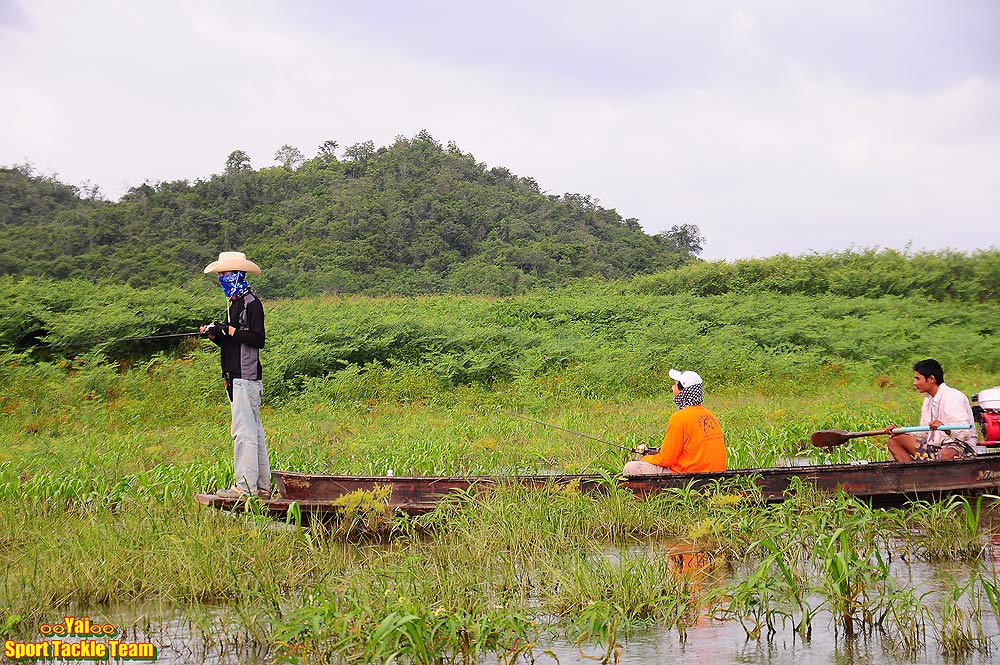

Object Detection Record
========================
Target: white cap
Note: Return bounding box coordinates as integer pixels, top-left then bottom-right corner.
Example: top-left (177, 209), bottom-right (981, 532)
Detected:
top-left (668, 369), bottom-right (703, 387)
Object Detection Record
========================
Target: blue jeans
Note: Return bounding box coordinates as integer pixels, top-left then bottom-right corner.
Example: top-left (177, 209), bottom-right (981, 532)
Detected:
top-left (230, 379), bottom-right (270, 493)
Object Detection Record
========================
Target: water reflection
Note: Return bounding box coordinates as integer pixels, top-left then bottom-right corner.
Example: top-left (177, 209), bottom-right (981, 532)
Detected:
top-left (548, 542), bottom-right (1000, 664)
top-left (33, 605), bottom-right (272, 665)
top-left (539, 616), bottom-right (999, 665)
top-left (54, 591), bottom-right (1000, 665)
top-left (47, 538), bottom-right (1000, 664)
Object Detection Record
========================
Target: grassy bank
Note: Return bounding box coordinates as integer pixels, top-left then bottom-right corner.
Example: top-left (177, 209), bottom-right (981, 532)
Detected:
top-left (1, 273), bottom-right (999, 661)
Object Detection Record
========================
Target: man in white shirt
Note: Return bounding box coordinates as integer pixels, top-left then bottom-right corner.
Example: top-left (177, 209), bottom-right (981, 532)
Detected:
top-left (886, 358), bottom-right (978, 462)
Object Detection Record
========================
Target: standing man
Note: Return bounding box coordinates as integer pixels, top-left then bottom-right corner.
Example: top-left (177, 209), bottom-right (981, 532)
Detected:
top-left (201, 251), bottom-right (271, 499)
top-left (624, 369), bottom-right (727, 475)
top-left (886, 358), bottom-right (978, 462)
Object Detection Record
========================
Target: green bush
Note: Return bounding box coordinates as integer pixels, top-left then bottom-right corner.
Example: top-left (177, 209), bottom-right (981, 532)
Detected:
top-left (3, 251), bottom-right (999, 405)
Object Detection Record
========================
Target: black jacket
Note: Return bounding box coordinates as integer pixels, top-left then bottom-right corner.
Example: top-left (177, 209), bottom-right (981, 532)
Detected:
top-left (212, 290), bottom-right (265, 381)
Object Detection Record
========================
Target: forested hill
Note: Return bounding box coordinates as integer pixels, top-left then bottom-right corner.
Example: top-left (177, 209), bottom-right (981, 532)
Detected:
top-left (0, 132), bottom-right (703, 297)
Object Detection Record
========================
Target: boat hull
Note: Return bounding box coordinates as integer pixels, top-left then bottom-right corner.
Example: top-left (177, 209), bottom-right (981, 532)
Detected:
top-left (194, 455), bottom-right (1000, 519)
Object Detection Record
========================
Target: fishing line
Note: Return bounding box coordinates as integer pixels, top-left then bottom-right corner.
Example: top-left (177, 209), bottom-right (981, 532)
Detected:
top-left (5, 331), bottom-right (204, 354)
top-left (497, 407), bottom-right (641, 454)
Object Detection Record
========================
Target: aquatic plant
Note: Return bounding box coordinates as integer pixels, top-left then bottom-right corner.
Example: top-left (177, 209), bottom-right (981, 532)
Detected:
top-left (936, 576), bottom-right (990, 656)
top-left (1, 278), bottom-right (999, 663)
top-left (979, 567), bottom-right (1000, 634)
top-left (708, 553), bottom-right (791, 640)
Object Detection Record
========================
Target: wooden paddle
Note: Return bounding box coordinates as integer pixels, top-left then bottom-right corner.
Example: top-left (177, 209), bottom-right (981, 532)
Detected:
top-left (810, 424), bottom-right (974, 448)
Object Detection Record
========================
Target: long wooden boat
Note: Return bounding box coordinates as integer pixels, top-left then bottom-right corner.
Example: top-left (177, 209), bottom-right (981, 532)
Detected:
top-left (194, 453), bottom-right (1000, 520)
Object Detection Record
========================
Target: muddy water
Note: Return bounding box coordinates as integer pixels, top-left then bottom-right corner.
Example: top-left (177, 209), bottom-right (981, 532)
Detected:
top-left (543, 536), bottom-right (1000, 664)
top-left (34, 538), bottom-right (1000, 664)
top-left (544, 611), bottom-right (999, 665)
top-left (549, 631), bottom-right (999, 665)
top-left (21, 608), bottom-right (272, 665)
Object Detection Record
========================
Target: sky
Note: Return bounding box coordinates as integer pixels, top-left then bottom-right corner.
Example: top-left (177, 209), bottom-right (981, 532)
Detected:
top-left (1, 0), bottom-right (997, 260)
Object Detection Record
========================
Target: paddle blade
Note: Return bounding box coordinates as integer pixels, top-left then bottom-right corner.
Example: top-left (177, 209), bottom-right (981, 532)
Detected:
top-left (810, 430), bottom-right (852, 448)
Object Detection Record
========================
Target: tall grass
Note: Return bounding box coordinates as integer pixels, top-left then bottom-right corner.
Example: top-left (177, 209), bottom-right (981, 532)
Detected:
top-left (1, 268), bottom-right (998, 661)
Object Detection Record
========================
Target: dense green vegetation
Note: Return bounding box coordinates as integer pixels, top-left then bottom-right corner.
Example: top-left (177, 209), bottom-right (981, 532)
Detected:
top-left (631, 248), bottom-right (1000, 302)
top-left (0, 132), bottom-right (703, 296)
top-left (1, 333), bottom-right (999, 661)
top-left (1, 252), bottom-right (998, 662)
top-left (3, 249), bottom-right (998, 399)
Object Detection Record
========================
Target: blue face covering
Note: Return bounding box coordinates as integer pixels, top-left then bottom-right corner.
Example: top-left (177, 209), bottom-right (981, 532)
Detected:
top-left (219, 271), bottom-right (251, 300)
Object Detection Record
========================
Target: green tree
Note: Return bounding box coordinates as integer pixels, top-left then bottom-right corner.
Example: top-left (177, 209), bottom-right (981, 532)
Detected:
top-left (658, 223), bottom-right (704, 256)
top-left (318, 140), bottom-right (339, 162)
top-left (0, 132), bottom-right (723, 297)
top-left (343, 140), bottom-right (375, 163)
top-left (274, 144), bottom-right (305, 170)
top-left (224, 150), bottom-right (252, 174)
top-left (221, 150), bottom-right (254, 212)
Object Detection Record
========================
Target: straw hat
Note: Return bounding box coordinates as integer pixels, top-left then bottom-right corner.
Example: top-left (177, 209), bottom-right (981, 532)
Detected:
top-left (203, 251), bottom-right (261, 275)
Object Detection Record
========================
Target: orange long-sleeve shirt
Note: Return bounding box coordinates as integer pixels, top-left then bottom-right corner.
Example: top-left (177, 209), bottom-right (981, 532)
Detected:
top-left (642, 404), bottom-right (726, 473)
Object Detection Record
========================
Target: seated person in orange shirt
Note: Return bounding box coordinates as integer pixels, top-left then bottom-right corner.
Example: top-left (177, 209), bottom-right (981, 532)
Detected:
top-left (623, 369), bottom-right (727, 475)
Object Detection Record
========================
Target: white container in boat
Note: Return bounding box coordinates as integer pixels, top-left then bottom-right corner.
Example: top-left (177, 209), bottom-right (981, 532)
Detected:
top-left (978, 387), bottom-right (1000, 409)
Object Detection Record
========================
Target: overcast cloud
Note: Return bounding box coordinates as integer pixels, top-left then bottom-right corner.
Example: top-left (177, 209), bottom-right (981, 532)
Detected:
top-left (1, 0), bottom-right (997, 259)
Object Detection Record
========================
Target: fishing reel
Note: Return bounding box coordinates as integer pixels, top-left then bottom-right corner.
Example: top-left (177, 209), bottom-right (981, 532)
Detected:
top-left (202, 321), bottom-right (228, 338)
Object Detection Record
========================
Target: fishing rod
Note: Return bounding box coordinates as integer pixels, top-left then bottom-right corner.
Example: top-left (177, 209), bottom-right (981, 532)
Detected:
top-left (498, 407), bottom-right (653, 455)
top-left (6, 331), bottom-right (204, 354)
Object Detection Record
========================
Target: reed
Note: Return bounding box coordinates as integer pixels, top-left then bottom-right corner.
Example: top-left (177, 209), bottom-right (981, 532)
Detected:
top-left (979, 568), bottom-right (1000, 633)
top-left (542, 548), bottom-right (706, 630)
top-left (901, 496), bottom-right (992, 560)
top-left (2, 302), bottom-right (999, 662)
top-left (708, 554), bottom-right (791, 640)
top-left (936, 576), bottom-right (990, 656)
top-left (875, 584), bottom-right (929, 657)
top-left (759, 537), bottom-right (816, 640)
top-left (567, 601), bottom-right (624, 664)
